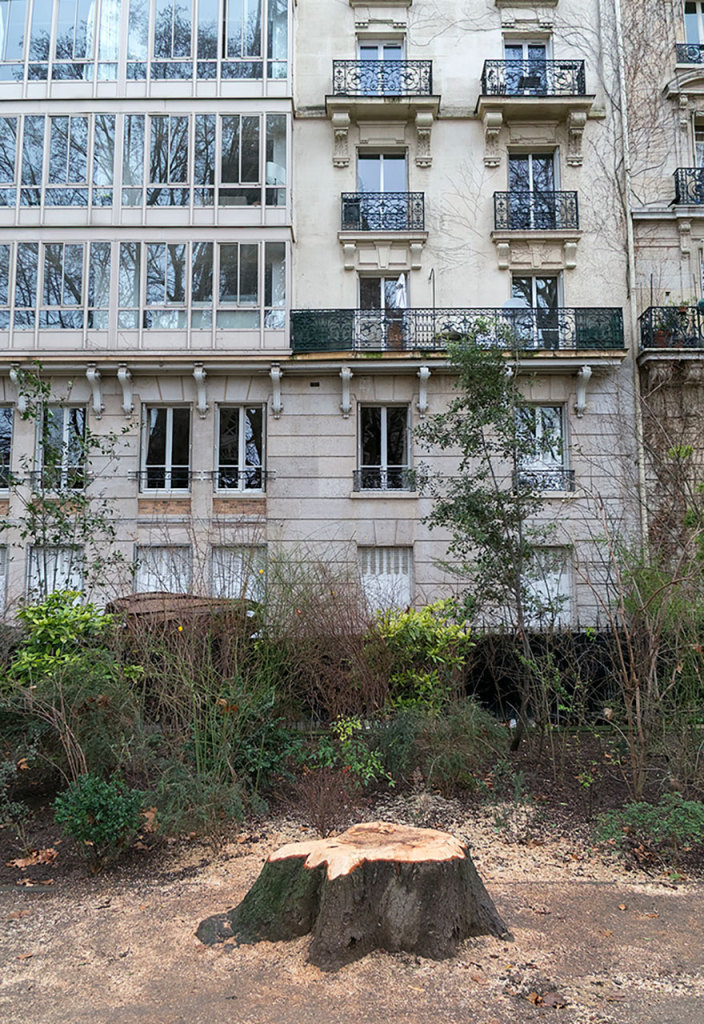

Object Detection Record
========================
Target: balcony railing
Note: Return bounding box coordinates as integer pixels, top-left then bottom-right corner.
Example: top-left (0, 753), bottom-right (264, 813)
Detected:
top-left (674, 167), bottom-right (704, 204)
top-left (332, 60), bottom-right (433, 96)
top-left (676, 43), bottom-right (704, 63)
top-left (515, 468), bottom-right (576, 492)
top-left (481, 60), bottom-right (586, 97)
top-left (639, 306), bottom-right (704, 349)
top-left (341, 192), bottom-right (425, 231)
top-left (352, 468), bottom-right (414, 492)
top-left (291, 308), bottom-right (624, 353)
top-left (494, 191), bottom-right (579, 230)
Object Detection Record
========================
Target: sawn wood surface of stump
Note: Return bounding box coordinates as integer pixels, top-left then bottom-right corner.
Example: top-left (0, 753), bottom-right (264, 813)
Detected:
top-left (196, 821), bottom-right (510, 968)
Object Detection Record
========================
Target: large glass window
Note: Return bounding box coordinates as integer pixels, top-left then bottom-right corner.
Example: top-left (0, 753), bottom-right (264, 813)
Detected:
top-left (92, 114), bottom-right (115, 205)
top-left (20, 115), bottom-right (44, 206)
top-left (14, 241), bottom-right (38, 328)
top-left (212, 545), bottom-right (266, 600)
top-left (218, 242), bottom-right (259, 326)
top-left (144, 242), bottom-right (187, 327)
top-left (135, 545), bottom-right (192, 592)
top-left (511, 275), bottom-right (560, 349)
top-left (358, 546), bottom-right (412, 611)
top-left (217, 406), bottom-right (264, 490)
top-left (54, 0), bottom-right (95, 79)
top-left (119, 241), bottom-right (141, 328)
top-left (39, 406), bottom-right (86, 489)
top-left (358, 405), bottom-right (410, 491)
top-left (47, 115), bottom-right (89, 206)
top-left (148, 114), bottom-right (189, 206)
top-left (142, 406), bottom-right (191, 490)
top-left (221, 115), bottom-right (260, 206)
top-left (28, 545), bottom-right (84, 599)
top-left (516, 405), bottom-right (568, 491)
top-left (0, 0), bottom-right (27, 79)
top-left (524, 547), bottom-right (571, 627)
top-left (88, 241), bottom-right (111, 329)
top-left (41, 243), bottom-right (84, 328)
top-left (0, 118), bottom-right (17, 205)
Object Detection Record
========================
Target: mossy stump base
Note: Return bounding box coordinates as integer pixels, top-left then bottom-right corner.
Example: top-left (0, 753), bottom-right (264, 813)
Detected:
top-left (196, 821), bottom-right (510, 969)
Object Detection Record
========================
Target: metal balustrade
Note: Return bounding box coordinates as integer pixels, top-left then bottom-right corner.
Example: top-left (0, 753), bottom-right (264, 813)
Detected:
top-left (639, 306), bottom-right (704, 349)
top-left (674, 168), bottom-right (704, 204)
top-left (291, 307), bottom-right (624, 353)
top-left (494, 191), bottom-right (579, 230)
top-left (480, 59), bottom-right (586, 96)
top-left (332, 60), bottom-right (433, 96)
top-left (341, 192), bottom-right (425, 231)
top-left (514, 468), bottom-right (576, 492)
top-left (352, 468), bottom-right (414, 492)
top-left (676, 43), bottom-right (704, 63)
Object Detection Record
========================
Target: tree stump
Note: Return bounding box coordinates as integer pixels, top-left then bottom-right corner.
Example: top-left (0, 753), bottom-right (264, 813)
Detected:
top-left (196, 821), bottom-right (510, 968)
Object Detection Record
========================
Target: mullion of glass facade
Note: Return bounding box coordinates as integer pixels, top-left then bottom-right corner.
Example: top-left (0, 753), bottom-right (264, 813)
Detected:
top-left (0, 0), bottom-right (288, 82)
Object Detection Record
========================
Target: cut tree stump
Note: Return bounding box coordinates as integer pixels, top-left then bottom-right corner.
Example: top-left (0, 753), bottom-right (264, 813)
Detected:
top-left (196, 821), bottom-right (510, 968)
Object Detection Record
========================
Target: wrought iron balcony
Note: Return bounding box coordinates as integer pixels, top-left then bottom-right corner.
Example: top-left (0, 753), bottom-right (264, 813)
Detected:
top-left (674, 168), bottom-right (704, 204)
top-left (639, 306), bottom-right (704, 349)
top-left (494, 191), bottom-right (579, 230)
top-left (481, 60), bottom-right (586, 97)
top-left (332, 60), bottom-right (433, 96)
top-left (515, 468), bottom-right (576, 492)
top-left (676, 43), bottom-right (704, 63)
top-left (291, 308), bottom-right (624, 353)
top-left (341, 192), bottom-right (425, 231)
top-left (352, 468), bottom-right (414, 492)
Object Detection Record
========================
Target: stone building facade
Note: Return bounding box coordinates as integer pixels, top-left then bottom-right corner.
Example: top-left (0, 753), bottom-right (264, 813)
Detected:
top-left (0, 0), bottom-right (641, 623)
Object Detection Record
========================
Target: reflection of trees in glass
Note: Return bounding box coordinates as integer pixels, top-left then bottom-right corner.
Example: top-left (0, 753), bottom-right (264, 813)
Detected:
top-left (154, 0), bottom-right (192, 58)
top-left (0, 118), bottom-right (17, 202)
top-left (20, 116), bottom-right (44, 203)
top-left (148, 115), bottom-right (188, 205)
top-left (14, 242), bottom-right (38, 324)
top-left (88, 242), bottom-right (111, 327)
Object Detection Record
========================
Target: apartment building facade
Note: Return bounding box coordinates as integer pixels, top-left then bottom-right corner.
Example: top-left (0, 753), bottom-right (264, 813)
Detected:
top-left (0, 0), bottom-right (638, 623)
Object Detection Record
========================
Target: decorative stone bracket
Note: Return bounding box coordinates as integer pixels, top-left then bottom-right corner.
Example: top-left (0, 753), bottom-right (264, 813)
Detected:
top-left (415, 112), bottom-right (433, 167)
top-left (417, 365), bottom-right (430, 417)
top-left (340, 366), bottom-right (353, 417)
top-left (332, 112), bottom-right (351, 168)
top-left (567, 110), bottom-right (587, 166)
top-left (86, 364), bottom-right (104, 419)
top-left (193, 363), bottom-right (208, 419)
top-left (117, 364), bottom-right (134, 416)
top-left (9, 366), bottom-right (28, 416)
top-left (270, 364), bottom-right (283, 418)
top-left (483, 111), bottom-right (504, 168)
top-left (575, 364), bottom-right (592, 418)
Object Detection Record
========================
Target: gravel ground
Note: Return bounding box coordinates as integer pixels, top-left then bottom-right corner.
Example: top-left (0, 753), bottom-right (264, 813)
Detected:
top-left (1, 795), bottom-right (702, 1024)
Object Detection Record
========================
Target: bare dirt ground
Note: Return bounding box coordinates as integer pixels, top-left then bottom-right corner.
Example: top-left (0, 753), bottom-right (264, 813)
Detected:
top-left (2, 796), bottom-right (703, 1024)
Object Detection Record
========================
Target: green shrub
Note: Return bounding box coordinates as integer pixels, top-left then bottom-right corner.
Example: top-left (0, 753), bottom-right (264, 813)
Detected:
top-left (596, 794), bottom-right (704, 860)
top-left (311, 716), bottom-right (393, 788)
top-left (376, 601), bottom-right (473, 713)
top-left (53, 773), bottom-right (145, 869)
top-left (149, 762), bottom-right (246, 834)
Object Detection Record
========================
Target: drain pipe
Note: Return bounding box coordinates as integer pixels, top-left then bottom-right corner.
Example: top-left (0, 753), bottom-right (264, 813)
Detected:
top-left (610, 0), bottom-right (649, 552)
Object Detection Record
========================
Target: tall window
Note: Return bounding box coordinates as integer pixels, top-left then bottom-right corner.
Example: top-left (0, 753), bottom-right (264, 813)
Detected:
top-left (357, 405), bottom-right (410, 491)
top-left (511, 275), bottom-right (560, 349)
top-left (142, 406), bottom-right (191, 490)
top-left (28, 545), bottom-right (84, 599)
top-left (516, 405), bottom-right (569, 491)
top-left (358, 546), bottom-right (412, 611)
top-left (217, 406), bottom-right (264, 490)
top-left (524, 547), bottom-right (571, 627)
top-left (0, 406), bottom-right (12, 487)
top-left (144, 242), bottom-right (188, 328)
top-left (686, 1), bottom-right (704, 43)
top-left (212, 545), bottom-right (266, 599)
top-left (38, 406), bottom-right (86, 490)
top-left (507, 153), bottom-right (558, 229)
top-left (135, 545), bottom-right (192, 592)
top-left (41, 243), bottom-right (84, 328)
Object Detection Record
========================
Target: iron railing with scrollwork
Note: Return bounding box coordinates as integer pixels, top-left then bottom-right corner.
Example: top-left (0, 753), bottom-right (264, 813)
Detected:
top-left (341, 192), bottom-right (425, 231)
top-left (352, 468), bottom-right (414, 492)
top-left (514, 468), bottom-right (576, 492)
top-left (494, 191), bottom-right (579, 230)
top-left (291, 308), bottom-right (624, 353)
top-left (332, 60), bottom-right (433, 96)
top-left (639, 306), bottom-right (704, 349)
top-left (676, 43), bottom-right (704, 63)
top-left (481, 60), bottom-right (586, 96)
top-left (674, 168), bottom-right (704, 204)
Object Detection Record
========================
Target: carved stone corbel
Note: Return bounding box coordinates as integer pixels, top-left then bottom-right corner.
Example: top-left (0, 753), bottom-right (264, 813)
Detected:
top-left (496, 241), bottom-right (511, 270)
top-left (340, 366), bottom-right (353, 418)
top-left (575, 364), bottom-right (592, 418)
top-left (9, 366), bottom-right (28, 416)
top-left (680, 93), bottom-right (690, 131)
top-left (483, 111), bottom-right (503, 167)
top-left (193, 364), bottom-right (208, 419)
top-left (415, 111), bottom-right (433, 167)
top-left (270, 364), bottom-right (283, 419)
top-left (409, 242), bottom-right (424, 269)
top-left (417, 365), bottom-right (431, 418)
top-left (564, 240), bottom-right (578, 269)
top-left (332, 112), bottom-right (351, 168)
top-left (86, 364), bottom-right (104, 419)
top-left (117, 364), bottom-right (134, 416)
top-left (567, 110), bottom-right (587, 166)
top-left (679, 218), bottom-right (692, 256)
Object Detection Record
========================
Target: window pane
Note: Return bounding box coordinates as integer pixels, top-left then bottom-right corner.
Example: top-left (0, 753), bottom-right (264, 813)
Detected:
top-left (88, 241), bottom-right (111, 327)
top-left (267, 0), bottom-right (287, 62)
top-left (128, 0), bottom-right (148, 59)
top-left (20, 115), bottom-right (43, 204)
top-left (241, 116), bottom-right (260, 182)
top-left (191, 242), bottom-right (213, 304)
top-left (93, 114), bottom-right (115, 203)
top-left (15, 241), bottom-right (38, 326)
top-left (361, 407), bottom-right (381, 466)
top-left (194, 114), bottom-right (215, 202)
top-left (136, 546), bottom-right (191, 593)
top-left (146, 243), bottom-right (166, 304)
top-left (244, 407), bottom-right (263, 474)
top-left (28, 0), bottom-right (51, 63)
top-left (123, 114), bottom-right (145, 205)
top-left (218, 407), bottom-right (240, 468)
top-left (0, 406), bottom-right (12, 485)
top-left (119, 241), bottom-right (140, 310)
top-left (240, 244), bottom-right (258, 303)
top-left (212, 546), bottom-right (266, 600)
top-left (97, 0), bottom-right (120, 62)
top-left (387, 407), bottom-right (408, 465)
top-left (359, 546), bottom-right (412, 611)
top-left (145, 407), bottom-right (167, 473)
top-left (197, 0), bottom-right (218, 58)
top-left (221, 116), bottom-right (240, 183)
top-left (0, 244), bottom-right (9, 316)
top-left (264, 241), bottom-right (285, 326)
top-left (265, 113), bottom-right (286, 205)
top-left (219, 244), bottom-right (239, 302)
top-left (0, 1), bottom-right (27, 62)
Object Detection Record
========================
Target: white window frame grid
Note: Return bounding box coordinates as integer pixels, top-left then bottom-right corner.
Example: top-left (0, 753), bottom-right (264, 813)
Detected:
top-left (135, 544), bottom-right (193, 594)
top-left (516, 404), bottom-right (569, 491)
top-left (0, 112), bottom-right (287, 213)
top-left (358, 546), bottom-right (413, 612)
top-left (215, 405), bottom-right (266, 492)
top-left (36, 404), bottom-right (86, 491)
top-left (211, 545), bottom-right (267, 600)
top-left (685, 1), bottom-right (704, 44)
top-left (140, 405), bottom-right (192, 493)
top-left (28, 544), bottom-right (84, 600)
top-left (357, 404), bottom-right (412, 491)
top-left (0, 0), bottom-right (289, 85)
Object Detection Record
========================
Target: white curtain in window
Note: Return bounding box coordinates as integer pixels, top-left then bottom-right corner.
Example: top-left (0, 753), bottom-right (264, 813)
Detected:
top-left (211, 546), bottom-right (265, 600)
top-left (359, 546), bottom-right (412, 611)
top-left (135, 545), bottom-right (192, 593)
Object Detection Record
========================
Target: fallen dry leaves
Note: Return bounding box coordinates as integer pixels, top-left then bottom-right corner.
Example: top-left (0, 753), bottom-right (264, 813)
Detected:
top-left (6, 848), bottom-right (58, 869)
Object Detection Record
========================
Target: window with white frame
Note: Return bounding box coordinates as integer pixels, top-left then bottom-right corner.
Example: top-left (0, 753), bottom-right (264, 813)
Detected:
top-left (28, 545), bottom-right (84, 600)
top-left (0, 0), bottom-right (288, 83)
top-left (358, 546), bottom-right (412, 611)
top-left (135, 545), bottom-right (192, 593)
top-left (516, 405), bottom-right (570, 491)
top-left (142, 407), bottom-right (191, 491)
top-left (0, 405), bottom-right (12, 488)
top-left (217, 406), bottom-right (265, 491)
top-left (38, 406), bottom-right (86, 490)
top-left (357, 405), bottom-right (411, 490)
top-left (523, 547), bottom-right (571, 627)
top-left (686, 1), bottom-right (704, 44)
top-left (212, 545), bottom-right (266, 600)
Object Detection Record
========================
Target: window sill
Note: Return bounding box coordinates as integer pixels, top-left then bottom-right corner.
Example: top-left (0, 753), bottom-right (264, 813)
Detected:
top-left (349, 490), bottom-right (417, 499)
